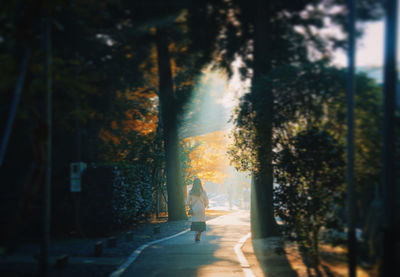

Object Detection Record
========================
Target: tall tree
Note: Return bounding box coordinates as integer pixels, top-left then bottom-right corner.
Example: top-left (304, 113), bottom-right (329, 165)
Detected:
top-left (223, 0), bottom-right (382, 238)
top-left (249, 0), bottom-right (278, 238)
top-left (155, 27), bottom-right (186, 220)
top-left (122, 0), bottom-right (223, 220)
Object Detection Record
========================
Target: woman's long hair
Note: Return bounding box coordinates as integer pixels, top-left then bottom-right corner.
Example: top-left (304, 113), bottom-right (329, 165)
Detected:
top-left (190, 178), bottom-right (204, 196)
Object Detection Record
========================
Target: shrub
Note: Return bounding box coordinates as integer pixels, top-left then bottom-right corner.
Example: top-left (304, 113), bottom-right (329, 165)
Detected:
top-left (274, 127), bottom-right (345, 270)
top-left (112, 163), bottom-right (152, 226)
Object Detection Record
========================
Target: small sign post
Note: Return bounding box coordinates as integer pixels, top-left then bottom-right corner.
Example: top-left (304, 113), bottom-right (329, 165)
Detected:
top-left (70, 162), bottom-right (86, 192)
top-left (70, 162), bottom-right (86, 236)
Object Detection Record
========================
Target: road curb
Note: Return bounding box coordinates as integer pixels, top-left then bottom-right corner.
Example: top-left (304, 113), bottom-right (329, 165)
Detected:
top-left (234, 232), bottom-right (255, 277)
top-left (108, 228), bottom-right (190, 277)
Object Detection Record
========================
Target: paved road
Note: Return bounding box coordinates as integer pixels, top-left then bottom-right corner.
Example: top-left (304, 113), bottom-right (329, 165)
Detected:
top-left (120, 211), bottom-right (250, 277)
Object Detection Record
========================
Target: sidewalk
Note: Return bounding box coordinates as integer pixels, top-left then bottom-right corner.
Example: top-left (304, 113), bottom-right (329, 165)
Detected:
top-left (118, 210), bottom-right (250, 277)
top-left (0, 210), bottom-right (228, 277)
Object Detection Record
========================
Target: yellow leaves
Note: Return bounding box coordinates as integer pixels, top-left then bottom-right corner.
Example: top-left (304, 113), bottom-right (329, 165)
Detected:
top-left (122, 112), bottom-right (157, 135)
top-left (139, 45), bottom-right (159, 88)
top-left (125, 87), bottom-right (156, 102)
top-left (168, 42), bottom-right (188, 55)
top-left (183, 130), bottom-right (231, 184)
top-left (125, 45), bottom-right (133, 59)
top-left (116, 88), bottom-right (158, 135)
top-left (99, 85), bottom-right (158, 150)
top-left (99, 128), bottom-right (120, 145)
top-left (111, 120), bottom-right (118, 130)
top-left (130, 115), bottom-right (158, 135)
top-left (175, 10), bottom-right (188, 23)
top-left (170, 58), bottom-right (177, 80)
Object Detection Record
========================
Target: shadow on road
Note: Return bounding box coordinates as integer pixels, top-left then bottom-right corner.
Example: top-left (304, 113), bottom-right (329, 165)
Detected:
top-left (244, 237), bottom-right (299, 277)
top-left (125, 232), bottom-right (230, 276)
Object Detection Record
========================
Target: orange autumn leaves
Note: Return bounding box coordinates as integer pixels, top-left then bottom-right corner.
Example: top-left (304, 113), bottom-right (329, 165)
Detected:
top-left (99, 45), bottom-right (159, 149)
top-left (98, 88), bottom-right (158, 157)
top-left (123, 87), bottom-right (158, 135)
top-left (99, 34), bottom-right (208, 164)
top-left (183, 130), bottom-right (231, 184)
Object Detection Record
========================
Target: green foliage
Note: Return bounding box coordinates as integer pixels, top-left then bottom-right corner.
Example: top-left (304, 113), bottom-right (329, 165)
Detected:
top-left (229, 62), bottom-right (382, 204)
top-left (112, 162), bottom-right (153, 226)
top-left (228, 106), bottom-right (257, 173)
top-left (274, 127), bottom-right (345, 268)
top-left (228, 60), bottom-right (344, 173)
top-left (180, 140), bottom-right (201, 187)
top-left (214, 0), bottom-right (382, 78)
top-left (324, 73), bottom-right (383, 196)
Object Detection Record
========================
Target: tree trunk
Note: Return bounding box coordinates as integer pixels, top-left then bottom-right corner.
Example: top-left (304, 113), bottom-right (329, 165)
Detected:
top-left (155, 28), bottom-right (187, 221)
top-left (250, 0), bottom-right (279, 239)
top-left (312, 227), bottom-right (321, 275)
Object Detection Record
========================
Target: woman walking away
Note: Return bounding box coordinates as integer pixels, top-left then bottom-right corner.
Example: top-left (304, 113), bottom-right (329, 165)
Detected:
top-left (187, 178), bottom-right (209, 242)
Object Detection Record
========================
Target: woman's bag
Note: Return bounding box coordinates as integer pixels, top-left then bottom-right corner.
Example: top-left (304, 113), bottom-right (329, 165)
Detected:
top-left (188, 197), bottom-right (199, 216)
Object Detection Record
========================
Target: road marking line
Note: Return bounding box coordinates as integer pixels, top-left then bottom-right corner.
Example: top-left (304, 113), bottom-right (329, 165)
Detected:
top-left (234, 232), bottom-right (255, 277)
top-left (109, 213), bottom-right (232, 277)
top-left (108, 228), bottom-right (190, 277)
